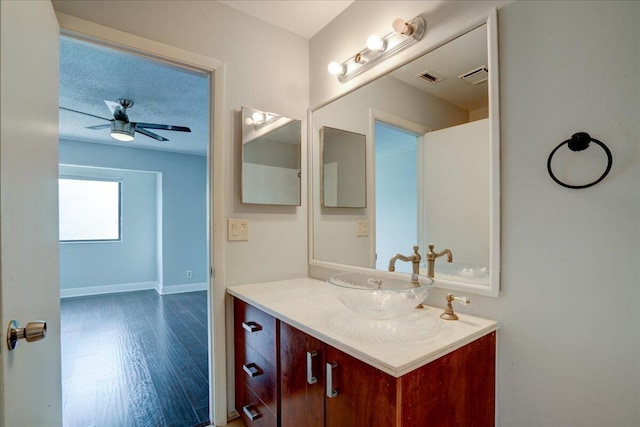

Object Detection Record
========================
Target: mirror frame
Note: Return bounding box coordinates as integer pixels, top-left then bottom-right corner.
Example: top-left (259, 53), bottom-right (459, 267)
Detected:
top-left (308, 8), bottom-right (500, 297)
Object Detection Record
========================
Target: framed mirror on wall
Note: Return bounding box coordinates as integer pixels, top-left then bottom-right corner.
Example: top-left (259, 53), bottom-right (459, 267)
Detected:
top-left (242, 106), bottom-right (302, 206)
top-left (310, 9), bottom-right (500, 297)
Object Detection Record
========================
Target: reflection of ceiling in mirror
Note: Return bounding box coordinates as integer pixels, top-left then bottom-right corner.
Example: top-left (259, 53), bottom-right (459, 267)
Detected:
top-left (389, 24), bottom-right (488, 111)
top-left (251, 120), bottom-right (301, 145)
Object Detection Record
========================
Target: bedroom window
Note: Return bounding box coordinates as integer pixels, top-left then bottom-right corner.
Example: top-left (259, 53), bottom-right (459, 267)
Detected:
top-left (59, 177), bottom-right (121, 242)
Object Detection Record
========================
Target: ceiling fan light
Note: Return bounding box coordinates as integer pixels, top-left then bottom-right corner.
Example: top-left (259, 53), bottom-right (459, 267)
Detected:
top-left (110, 120), bottom-right (135, 142)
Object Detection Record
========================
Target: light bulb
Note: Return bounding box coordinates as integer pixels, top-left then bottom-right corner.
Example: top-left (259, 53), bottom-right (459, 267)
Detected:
top-left (392, 18), bottom-right (413, 35)
top-left (110, 131), bottom-right (134, 142)
top-left (251, 112), bottom-right (266, 123)
top-left (366, 35), bottom-right (385, 52)
top-left (245, 117), bottom-right (254, 126)
top-left (327, 61), bottom-right (346, 76)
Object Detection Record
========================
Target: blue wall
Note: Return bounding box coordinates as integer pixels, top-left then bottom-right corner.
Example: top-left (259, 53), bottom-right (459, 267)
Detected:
top-left (59, 139), bottom-right (207, 289)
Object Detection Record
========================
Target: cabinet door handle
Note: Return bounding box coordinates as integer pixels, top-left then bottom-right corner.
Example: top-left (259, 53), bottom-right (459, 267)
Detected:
top-left (242, 321), bottom-right (262, 333)
top-left (242, 362), bottom-right (263, 378)
top-left (326, 361), bottom-right (338, 398)
top-left (242, 404), bottom-right (262, 421)
top-left (306, 350), bottom-right (318, 384)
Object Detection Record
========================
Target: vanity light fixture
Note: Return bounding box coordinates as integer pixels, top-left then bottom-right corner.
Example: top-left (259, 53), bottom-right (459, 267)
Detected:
top-left (327, 15), bottom-right (426, 83)
top-left (244, 110), bottom-right (280, 127)
top-left (110, 120), bottom-right (135, 142)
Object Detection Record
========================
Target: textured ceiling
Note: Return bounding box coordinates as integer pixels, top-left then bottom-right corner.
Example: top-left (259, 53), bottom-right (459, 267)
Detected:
top-left (59, 37), bottom-right (209, 156)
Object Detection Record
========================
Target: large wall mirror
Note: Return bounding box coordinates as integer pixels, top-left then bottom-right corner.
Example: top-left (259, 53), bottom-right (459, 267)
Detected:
top-left (242, 106), bottom-right (301, 205)
top-left (310, 10), bottom-right (500, 297)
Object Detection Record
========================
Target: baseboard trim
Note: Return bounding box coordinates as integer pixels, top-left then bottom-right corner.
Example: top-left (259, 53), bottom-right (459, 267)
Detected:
top-left (160, 282), bottom-right (208, 295)
top-left (60, 281), bottom-right (160, 298)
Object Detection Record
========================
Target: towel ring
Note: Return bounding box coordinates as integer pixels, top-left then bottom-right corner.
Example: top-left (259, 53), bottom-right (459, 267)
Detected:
top-left (547, 132), bottom-right (612, 189)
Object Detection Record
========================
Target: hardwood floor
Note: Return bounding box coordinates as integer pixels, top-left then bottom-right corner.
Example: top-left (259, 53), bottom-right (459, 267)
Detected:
top-left (61, 290), bottom-right (209, 427)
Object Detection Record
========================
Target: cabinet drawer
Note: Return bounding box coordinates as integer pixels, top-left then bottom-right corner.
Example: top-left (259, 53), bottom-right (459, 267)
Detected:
top-left (236, 342), bottom-right (277, 414)
top-left (236, 381), bottom-right (277, 427)
top-left (235, 299), bottom-right (277, 361)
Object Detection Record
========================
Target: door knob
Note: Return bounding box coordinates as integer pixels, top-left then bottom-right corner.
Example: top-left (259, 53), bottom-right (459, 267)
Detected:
top-left (6, 320), bottom-right (47, 351)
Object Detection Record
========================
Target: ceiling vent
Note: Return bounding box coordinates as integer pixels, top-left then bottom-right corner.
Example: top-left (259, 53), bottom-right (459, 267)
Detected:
top-left (459, 66), bottom-right (488, 84)
top-left (417, 69), bottom-right (446, 85)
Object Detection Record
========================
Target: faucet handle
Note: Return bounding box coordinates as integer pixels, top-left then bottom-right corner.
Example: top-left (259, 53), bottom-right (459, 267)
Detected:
top-left (440, 293), bottom-right (470, 320)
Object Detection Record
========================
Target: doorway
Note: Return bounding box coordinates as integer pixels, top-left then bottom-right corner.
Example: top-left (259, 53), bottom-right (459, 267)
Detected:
top-left (58, 36), bottom-right (212, 426)
top-left (374, 120), bottom-right (421, 272)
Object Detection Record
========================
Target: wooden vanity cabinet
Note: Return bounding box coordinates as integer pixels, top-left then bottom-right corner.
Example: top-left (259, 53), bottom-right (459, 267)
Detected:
top-left (280, 322), bottom-right (398, 426)
top-left (235, 298), bottom-right (496, 427)
top-left (280, 322), bottom-right (325, 427)
top-left (234, 299), bottom-right (279, 427)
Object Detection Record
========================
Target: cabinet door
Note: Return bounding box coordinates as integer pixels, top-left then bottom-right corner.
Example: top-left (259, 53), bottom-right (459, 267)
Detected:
top-left (324, 345), bottom-right (397, 427)
top-left (400, 331), bottom-right (496, 426)
top-left (280, 323), bottom-right (325, 427)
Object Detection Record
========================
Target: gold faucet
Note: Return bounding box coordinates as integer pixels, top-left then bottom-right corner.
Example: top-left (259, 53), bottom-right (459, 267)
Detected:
top-left (388, 245), bottom-right (421, 285)
top-left (426, 243), bottom-right (453, 278)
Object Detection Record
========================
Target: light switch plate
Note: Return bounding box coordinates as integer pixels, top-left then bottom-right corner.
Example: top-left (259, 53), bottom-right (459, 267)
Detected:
top-left (228, 218), bottom-right (249, 241)
top-left (356, 219), bottom-right (369, 237)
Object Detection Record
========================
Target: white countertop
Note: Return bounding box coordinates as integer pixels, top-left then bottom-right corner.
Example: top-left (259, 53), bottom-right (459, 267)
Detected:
top-left (227, 278), bottom-right (497, 378)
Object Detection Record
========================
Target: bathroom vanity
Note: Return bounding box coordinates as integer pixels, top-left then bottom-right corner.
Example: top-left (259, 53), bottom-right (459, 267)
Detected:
top-left (228, 278), bottom-right (497, 427)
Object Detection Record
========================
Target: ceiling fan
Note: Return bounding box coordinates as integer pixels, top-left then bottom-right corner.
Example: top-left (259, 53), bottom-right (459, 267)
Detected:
top-left (60, 98), bottom-right (191, 142)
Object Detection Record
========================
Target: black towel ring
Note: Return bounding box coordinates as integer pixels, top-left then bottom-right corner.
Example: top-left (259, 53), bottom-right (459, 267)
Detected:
top-left (547, 132), bottom-right (612, 189)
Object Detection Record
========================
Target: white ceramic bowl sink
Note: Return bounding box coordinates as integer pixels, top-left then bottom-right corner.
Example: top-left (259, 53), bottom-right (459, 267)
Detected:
top-left (328, 272), bottom-right (434, 320)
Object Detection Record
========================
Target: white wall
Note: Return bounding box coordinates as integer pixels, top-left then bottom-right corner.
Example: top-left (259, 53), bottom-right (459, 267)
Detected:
top-left (310, 1), bottom-right (640, 426)
top-left (52, 0), bottom-right (309, 287)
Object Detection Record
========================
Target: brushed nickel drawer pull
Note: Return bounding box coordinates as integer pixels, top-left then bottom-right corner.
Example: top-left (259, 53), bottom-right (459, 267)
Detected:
top-left (326, 361), bottom-right (338, 398)
top-left (242, 362), bottom-right (263, 378)
top-left (242, 404), bottom-right (261, 421)
top-left (306, 350), bottom-right (318, 384)
top-left (242, 321), bottom-right (262, 333)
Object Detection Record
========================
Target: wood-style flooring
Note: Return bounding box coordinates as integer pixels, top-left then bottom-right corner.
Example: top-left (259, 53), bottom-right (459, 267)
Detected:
top-left (61, 290), bottom-right (209, 427)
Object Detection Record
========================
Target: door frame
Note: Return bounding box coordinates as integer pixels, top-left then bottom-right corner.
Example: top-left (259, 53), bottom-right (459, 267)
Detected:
top-left (56, 12), bottom-right (228, 425)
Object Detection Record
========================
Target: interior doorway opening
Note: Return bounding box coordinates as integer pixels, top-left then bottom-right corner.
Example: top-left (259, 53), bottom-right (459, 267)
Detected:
top-left (374, 120), bottom-right (421, 272)
top-left (58, 35), bottom-right (212, 427)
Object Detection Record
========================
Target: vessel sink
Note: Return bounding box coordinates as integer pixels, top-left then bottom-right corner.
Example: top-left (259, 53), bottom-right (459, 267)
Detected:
top-left (328, 271), bottom-right (434, 320)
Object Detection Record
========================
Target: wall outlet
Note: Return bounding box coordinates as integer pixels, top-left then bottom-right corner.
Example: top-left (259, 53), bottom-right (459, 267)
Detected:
top-left (228, 218), bottom-right (249, 241)
top-left (186, 270), bottom-right (192, 278)
top-left (356, 219), bottom-right (369, 237)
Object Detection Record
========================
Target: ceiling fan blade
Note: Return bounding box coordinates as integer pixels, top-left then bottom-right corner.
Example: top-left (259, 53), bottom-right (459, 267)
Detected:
top-left (86, 123), bottom-right (112, 130)
top-left (135, 127), bottom-right (169, 142)
top-left (59, 106), bottom-right (110, 121)
top-left (134, 122), bottom-right (191, 133)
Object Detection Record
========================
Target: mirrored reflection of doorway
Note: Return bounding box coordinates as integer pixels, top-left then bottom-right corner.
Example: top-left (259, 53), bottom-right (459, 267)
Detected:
top-left (374, 121), bottom-right (420, 272)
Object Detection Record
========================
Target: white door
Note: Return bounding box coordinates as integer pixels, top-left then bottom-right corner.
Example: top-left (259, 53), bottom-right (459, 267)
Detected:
top-left (0, 1), bottom-right (62, 426)
top-left (420, 120), bottom-right (490, 267)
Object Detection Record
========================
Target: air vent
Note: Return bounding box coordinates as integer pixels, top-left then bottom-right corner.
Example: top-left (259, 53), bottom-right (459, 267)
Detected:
top-left (459, 66), bottom-right (488, 84)
top-left (417, 69), bottom-right (446, 85)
